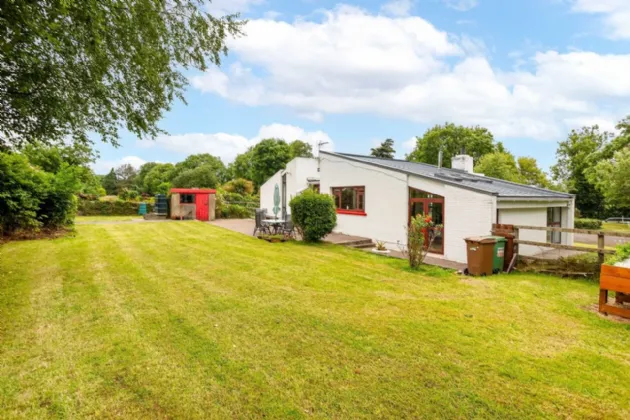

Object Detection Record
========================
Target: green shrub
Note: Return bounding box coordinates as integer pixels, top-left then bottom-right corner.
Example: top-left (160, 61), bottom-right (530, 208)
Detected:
top-left (289, 189), bottom-right (336, 242)
top-left (119, 188), bottom-right (140, 201)
top-left (223, 178), bottom-right (254, 195)
top-left (607, 242), bottom-right (630, 266)
top-left (0, 152), bottom-right (79, 235)
top-left (78, 200), bottom-right (153, 216)
top-left (219, 204), bottom-right (251, 219)
top-left (575, 218), bottom-right (603, 230)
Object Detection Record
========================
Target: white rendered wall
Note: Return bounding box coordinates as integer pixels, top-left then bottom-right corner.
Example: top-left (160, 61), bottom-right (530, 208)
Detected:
top-left (319, 153), bottom-right (495, 264)
top-left (259, 158), bottom-right (319, 217)
top-left (498, 208), bottom-right (548, 256)
top-left (260, 170), bottom-right (282, 214)
top-left (408, 177), bottom-right (495, 263)
top-left (319, 154), bottom-right (409, 250)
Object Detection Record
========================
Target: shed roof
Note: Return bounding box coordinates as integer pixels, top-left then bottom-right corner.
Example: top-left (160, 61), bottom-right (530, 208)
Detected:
top-left (170, 188), bottom-right (216, 194)
top-left (321, 152), bottom-right (573, 199)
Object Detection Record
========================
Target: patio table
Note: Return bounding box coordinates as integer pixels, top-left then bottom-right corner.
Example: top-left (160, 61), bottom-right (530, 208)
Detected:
top-left (261, 219), bottom-right (286, 234)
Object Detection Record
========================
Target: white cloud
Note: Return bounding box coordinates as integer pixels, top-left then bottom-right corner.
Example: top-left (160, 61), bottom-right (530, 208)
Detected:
top-left (380, 0), bottom-right (413, 17)
top-left (138, 124), bottom-right (334, 164)
top-left (444, 0), bottom-right (479, 12)
top-left (92, 156), bottom-right (147, 174)
top-left (572, 0), bottom-right (630, 39)
top-left (191, 4), bottom-right (630, 141)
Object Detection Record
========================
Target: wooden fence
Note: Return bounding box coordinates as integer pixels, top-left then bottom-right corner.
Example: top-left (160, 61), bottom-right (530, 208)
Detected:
top-left (493, 224), bottom-right (630, 266)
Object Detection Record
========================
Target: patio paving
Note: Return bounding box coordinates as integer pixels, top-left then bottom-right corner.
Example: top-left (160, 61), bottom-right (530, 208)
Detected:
top-left (209, 218), bottom-right (466, 271)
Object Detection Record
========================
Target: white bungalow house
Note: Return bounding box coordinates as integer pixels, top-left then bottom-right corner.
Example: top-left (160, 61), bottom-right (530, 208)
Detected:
top-left (260, 152), bottom-right (575, 264)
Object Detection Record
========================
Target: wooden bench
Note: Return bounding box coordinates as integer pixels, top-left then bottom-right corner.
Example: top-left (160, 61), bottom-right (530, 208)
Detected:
top-left (599, 265), bottom-right (630, 319)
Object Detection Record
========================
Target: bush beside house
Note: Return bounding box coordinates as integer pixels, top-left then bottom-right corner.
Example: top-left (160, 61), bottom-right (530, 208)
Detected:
top-left (289, 190), bottom-right (337, 242)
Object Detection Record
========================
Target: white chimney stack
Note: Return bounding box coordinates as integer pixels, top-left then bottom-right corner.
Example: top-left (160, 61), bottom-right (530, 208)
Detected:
top-left (452, 154), bottom-right (474, 173)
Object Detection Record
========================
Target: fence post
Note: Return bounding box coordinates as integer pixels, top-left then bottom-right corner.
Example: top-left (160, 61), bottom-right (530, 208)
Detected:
top-left (598, 232), bottom-right (605, 266)
top-left (514, 227), bottom-right (520, 262)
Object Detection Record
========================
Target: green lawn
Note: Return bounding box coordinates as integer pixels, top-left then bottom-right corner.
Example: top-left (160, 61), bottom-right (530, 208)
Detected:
top-left (76, 215), bottom-right (143, 223)
top-left (603, 222), bottom-right (630, 232)
top-left (1, 222), bottom-right (629, 418)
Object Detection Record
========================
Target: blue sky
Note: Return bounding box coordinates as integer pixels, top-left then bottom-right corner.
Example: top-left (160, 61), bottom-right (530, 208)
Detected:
top-left (92, 0), bottom-right (630, 174)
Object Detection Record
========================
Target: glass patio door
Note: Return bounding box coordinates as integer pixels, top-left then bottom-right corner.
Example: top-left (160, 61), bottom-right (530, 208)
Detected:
top-left (409, 188), bottom-right (445, 254)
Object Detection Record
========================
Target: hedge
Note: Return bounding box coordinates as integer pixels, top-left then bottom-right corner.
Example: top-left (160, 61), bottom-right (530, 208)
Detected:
top-left (219, 204), bottom-right (252, 219)
top-left (78, 200), bottom-right (153, 216)
top-left (575, 218), bottom-right (603, 230)
top-left (289, 189), bottom-right (337, 242)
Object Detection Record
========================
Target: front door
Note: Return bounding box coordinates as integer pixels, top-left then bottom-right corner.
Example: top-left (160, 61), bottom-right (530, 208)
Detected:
top-left (409, 188), bottom-right (445, 254)
top-left (195, 193), bottom-right (209, 221)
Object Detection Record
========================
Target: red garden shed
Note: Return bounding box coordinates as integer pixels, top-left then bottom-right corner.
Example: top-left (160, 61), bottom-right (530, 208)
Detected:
top-left (169, 188), bottom-right (216, 221)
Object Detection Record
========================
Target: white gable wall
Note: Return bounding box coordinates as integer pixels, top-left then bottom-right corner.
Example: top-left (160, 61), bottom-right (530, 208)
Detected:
top-left (320, 154), bottom-right (496, 263)
top-left (259, 158), bottom-right (319, 216)
top-left (260, 170), bottom-right (282, 214)
top-left (407, 176), bottom-right (495, 263)
top-left (319, 153), bottom-right (408, 248)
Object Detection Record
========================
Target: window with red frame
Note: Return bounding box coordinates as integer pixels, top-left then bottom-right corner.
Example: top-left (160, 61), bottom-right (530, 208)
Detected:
top-left (332, 187), bottom-right (365, 213)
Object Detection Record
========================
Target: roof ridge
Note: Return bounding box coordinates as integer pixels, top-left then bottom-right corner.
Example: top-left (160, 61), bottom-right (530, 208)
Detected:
top-left (323, 151), bottom-right (573, 198)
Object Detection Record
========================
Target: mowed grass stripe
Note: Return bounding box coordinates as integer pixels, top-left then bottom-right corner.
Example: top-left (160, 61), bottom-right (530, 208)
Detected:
top-left (0, 221), bottom-right (629, 418)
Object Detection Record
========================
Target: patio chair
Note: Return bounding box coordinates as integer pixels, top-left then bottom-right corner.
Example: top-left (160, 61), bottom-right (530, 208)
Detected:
top-left (281, 217), bottom-right (295, 239)
top-left (253, 209), bottom-right (270, 236)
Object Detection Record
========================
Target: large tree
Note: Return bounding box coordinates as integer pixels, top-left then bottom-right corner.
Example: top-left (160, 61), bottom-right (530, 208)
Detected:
top-left (228, 149), bottom-right (254, 181)
top-left (516, 157), bottom-right (551, 189)
top-left (474, 152), bottom-right (524, 183)
top-left (114, 164), bottom-right (138, 193)
top-left (173, 154), bottom-right (227, 183)
top-left (101, 169), bottom-right (118, 195)
top-left (371, 139), bottom-right (396, 159)
top-left (0, 0), bottom-right (243, 149)
top-left (250, 139), bottom-right (291, 186)
top-left (587, 147), bottom-right (630, 209)
top-left (406, 123), bottom-right (496, 167)
top-left (551, 126), bottom-right (613, 218)
top-left (171, 165), bottom-right (218, 189)
top-left (22, 142), bottom-right (104, 196)
top-left (143, 163), bottom-right (175, 195)
top-left (289, 140), bottom-right (314, 159)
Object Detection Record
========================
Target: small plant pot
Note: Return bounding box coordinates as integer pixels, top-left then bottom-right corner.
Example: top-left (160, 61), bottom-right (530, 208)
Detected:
top-left (372, 248), bottom-right (391, 255)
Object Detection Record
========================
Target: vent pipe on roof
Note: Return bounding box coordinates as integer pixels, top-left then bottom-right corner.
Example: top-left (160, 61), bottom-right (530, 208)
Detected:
top-left (438, 148), bottom-right (443, 170)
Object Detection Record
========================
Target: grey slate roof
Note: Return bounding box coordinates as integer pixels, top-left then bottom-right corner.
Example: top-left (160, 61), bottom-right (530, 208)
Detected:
top-left (322, 152), bottom-right (573, 199)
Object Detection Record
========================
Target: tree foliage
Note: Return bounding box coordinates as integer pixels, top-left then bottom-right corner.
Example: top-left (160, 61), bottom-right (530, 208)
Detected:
top-left (250, 139), bottom-right (291, 186)
top-left (407, 123), bottom-right (496, 167)
top-left (228, 149), bottom-right (254, 181)
top-left (101, 169), bottom-right (118, 195)
top-left (551, 125), bottom-right (614, 218)
top-left (0, 152), bottom-right (80, 234)
top-left (517, 157), bottom-right (551, 188)
top-left (0, 0), bottom-right (244, 149)
top-left (173, 154), bottom-right (227, 182)
top-left (371, 139), bottom-right (396, 159)
top-left (474, 152), bottom-right (552, 188)
top-left (143, 163), bottom-right (175, 195)
top-left (223, 178), bottom-right (254, 196)
top-left (289, 140), bottom-right (314, 159)
top-left (171, 165), bottom-right (218, 189)
top-left (587, 147), bottom-right (630, 209)
top-left (114, 164), bottom-right (138, 193)
top-left (474, 152), bottom-right (524, 183)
